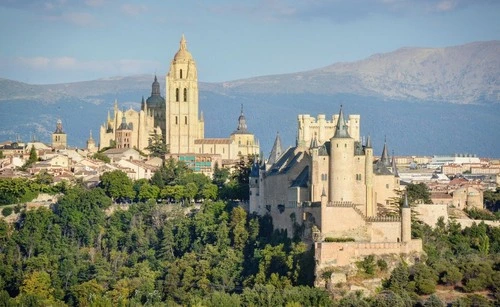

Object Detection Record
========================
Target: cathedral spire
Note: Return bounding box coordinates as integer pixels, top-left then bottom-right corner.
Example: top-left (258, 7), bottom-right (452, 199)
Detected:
top-left (151, 75), bottom-right (160, 96)
top-left (180, 34), bottom-right (187, 50)
top-left (235, 104), bottom-right (248, 132)
top-left (54, 119), bottom-right (64, 134)
top-left (333, 105), bottom-right (350, 138)
top-left (268, 132), bottom-right (283, 166)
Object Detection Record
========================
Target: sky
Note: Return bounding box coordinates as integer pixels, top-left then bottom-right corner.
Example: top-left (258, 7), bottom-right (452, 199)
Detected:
top-left (0, 0), bottom-right (499, 85)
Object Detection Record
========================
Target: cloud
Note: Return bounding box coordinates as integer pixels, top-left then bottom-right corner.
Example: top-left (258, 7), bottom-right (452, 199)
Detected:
top-left (11, 56), bottom-right (161, 76)
top-left (60, 12), bottom-right (97, 26)
top-left (17, 57), bottom-right (50, 69)
top-left (208, 0), bottom-right (498, 23)
top-left (84, 0), bottom-right (106, 7)
top-left (121, 4), bottom-right (148, 16)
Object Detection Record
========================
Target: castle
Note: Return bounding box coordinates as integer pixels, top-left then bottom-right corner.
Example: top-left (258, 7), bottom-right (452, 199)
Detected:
top-left (99, 36), bottom-right (259, 173)
top-left (249, 107), bottom-right (422, 270)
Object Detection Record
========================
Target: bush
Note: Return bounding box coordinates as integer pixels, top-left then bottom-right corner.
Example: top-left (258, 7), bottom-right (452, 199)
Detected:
top-left (453, 294), bottom-right (492, 307)
top-left (324, 237), bottom-right (355, 242)
top-left (377, 259), bottom-right (388, 271)
top-left (1, 207), bottom-right (12, 217)
top-left (357, 255), bottom-right (376, 276)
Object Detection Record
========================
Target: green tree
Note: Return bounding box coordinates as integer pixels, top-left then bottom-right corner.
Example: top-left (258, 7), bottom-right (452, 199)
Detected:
top-left (137, 182), bottom-right (160, 202)
top-left (201, 183), bottom-right (218, 200)
top-left (92, 152), bottom-right (110, 163)
top-left (184, 182), bottom-right (198, 203)
top-left (19, 271), bottom-right (55, 303)
top-left (406, 183), bottom-right (432, 204)
top-left (212, 162), bottom-right (230, 188)
top-left (99, 170), bottom-right (134, 201)
top-left (146, 132), bottom-right (167, 158)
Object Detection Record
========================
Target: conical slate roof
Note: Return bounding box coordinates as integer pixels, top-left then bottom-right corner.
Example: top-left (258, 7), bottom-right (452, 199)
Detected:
top-left (333, 105), bottom-right (350, 138)
top-left (268, 132), bottom-right (283, 166)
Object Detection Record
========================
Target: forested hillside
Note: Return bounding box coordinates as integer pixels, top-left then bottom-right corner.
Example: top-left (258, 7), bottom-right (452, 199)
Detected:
top-left (0, 161), bottom-right (499, 306)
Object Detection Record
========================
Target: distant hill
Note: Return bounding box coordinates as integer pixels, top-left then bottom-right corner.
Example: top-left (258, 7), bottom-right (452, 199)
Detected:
top-left (212, 41), bottom-right (500, 104)
top-left (0, 41), bottom-right (499, 157)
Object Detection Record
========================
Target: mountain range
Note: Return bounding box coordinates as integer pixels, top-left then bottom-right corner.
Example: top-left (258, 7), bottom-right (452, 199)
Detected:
top-left (0, 41), bottom-right (499, 157)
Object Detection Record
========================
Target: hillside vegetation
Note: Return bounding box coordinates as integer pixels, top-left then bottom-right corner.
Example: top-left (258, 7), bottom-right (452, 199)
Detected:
top-left (0, 162), bottom-right (499, 306)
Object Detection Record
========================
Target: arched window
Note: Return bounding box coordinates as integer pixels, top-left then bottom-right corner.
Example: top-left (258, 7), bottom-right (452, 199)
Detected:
top-left (180, 69), bottom-right (183, 79)
top-left (183, 88), bottom-right (187, 102)
top-left (185, 116), bottom-right (187, 124)
top-left (175, 116), bottom-right (178, 125)
top-left (175, 88), bottom-right (179, 102)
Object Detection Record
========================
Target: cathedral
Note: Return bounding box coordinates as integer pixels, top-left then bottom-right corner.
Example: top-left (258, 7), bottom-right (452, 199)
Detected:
top-left (99, 35), bottom-right (259, 173)
top-left (249, 107), bottom-right (422, 270)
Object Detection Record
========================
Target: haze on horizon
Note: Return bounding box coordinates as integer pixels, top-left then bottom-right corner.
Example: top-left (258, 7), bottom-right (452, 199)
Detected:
top-left (0, 0), bottom-right (499, 85)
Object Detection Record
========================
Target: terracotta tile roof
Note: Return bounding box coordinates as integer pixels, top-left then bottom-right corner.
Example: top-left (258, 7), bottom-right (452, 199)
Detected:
top-left (194, 138), bottom-right (232, 145)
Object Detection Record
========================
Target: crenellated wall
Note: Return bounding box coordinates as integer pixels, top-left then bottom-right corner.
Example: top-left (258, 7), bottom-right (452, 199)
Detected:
top-left (315, 240), bottom-right (423, 269)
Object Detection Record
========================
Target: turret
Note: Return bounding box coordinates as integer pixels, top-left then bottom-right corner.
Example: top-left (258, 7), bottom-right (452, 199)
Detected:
top-left (365, 135), bottom-right (375, 216)
top-left (329, 106), bottom-right (355, 202)
top-left (380, 137), bottom-right (390, 166)
top-left (401, 193), bottom-right (411, 243)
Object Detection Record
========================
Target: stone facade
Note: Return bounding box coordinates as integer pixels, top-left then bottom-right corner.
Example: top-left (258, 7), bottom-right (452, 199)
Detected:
top-left (98, 35), bottom-right (259, 170)
top-left (51, 119), bottom-right (67, 149)
top-left (250, 107), bottom-right (422, 271)
top-left (99, 100), bottom-right (160, 152)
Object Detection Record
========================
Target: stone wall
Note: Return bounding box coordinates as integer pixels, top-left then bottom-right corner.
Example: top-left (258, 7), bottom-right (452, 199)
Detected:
top-left (315, 239), bottom-right (423, 269)
top-left (414, 204), bottom-right (448, 228)
top-left (368, 221), bottom-right (401, 243)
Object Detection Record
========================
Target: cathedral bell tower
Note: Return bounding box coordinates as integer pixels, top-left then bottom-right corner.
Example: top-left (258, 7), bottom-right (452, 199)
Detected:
top-left (52, 119), bottom-right (67, 149)
top-left (166, 35), bottom-right (204, 154)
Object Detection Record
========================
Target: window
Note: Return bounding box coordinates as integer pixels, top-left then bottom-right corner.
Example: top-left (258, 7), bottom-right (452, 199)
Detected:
top-left (176, 88), bottom-right (179, 102)
top-left (180, 69), bottom-right (183, 79)
top-left (175, 116), bottom-right (178, 125)
top-left (183, 88), bottom-right (187, 102)
top-left (185, 116), bottom-right (187, 124)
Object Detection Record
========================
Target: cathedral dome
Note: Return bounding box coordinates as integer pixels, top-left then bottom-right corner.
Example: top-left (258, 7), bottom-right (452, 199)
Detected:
top-left (173, 35), bottom-right (193, 62)
top-left (232, 105), bottom-right (250, 134)
top-left (146, 75), bottom-right (165, 108)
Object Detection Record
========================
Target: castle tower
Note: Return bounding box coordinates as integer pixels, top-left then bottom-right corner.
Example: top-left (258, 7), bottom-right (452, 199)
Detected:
top-left (166, 35), bottom-right (204, 154)
top-left (329, 106), bottom-right (355, 202)
top-left (401, 193), bottom-right (411, 243)
top-left (365, 135), bottom-right (375, 216)
top-left (146, 75), bottom-right (166, 140)
top-left (51, 119), bottom-right (67, 149)
top-left (116, 112), bottom-right (132, 149)
top-left (86, 130), bottom-right (96, 153)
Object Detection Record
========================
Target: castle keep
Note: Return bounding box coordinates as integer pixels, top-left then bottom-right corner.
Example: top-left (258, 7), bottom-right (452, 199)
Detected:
top-left (249, 107), bottom-right (422, 269)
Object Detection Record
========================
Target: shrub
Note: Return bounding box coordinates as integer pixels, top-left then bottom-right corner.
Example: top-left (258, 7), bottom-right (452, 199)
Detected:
top-left (324, 237), bottom-right (355, 242)
top-left (357, 255), bottom-right (376, 276)
top-left (1, 207), bottom-right (12, 217)
top-left (377, 259), bottom-right (388, 271)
